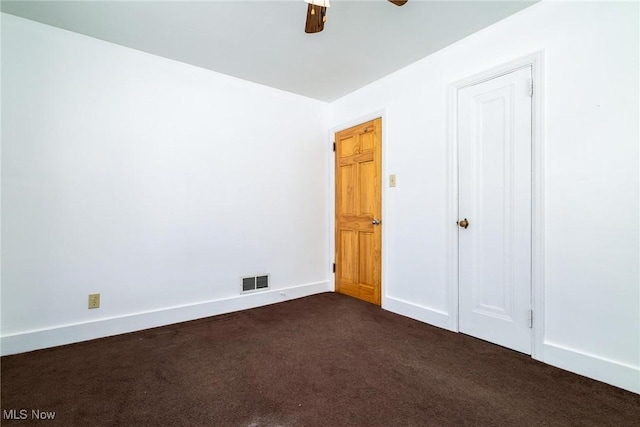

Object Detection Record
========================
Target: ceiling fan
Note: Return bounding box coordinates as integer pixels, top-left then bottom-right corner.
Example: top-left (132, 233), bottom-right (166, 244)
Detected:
top-left (305, 0), bottom-right (408, 34)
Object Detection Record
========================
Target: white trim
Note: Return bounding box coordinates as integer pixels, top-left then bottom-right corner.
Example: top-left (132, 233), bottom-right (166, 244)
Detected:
top-left (530, 52), bottom-right (546, 362)
top-left (543, 341), bottom-right (640, 394)
top-left (384, 296), bottom-right (450, 330)
top-left (328, 110), bottom-right (388, 305)
top-left (447, 51), bottom-right (546, 356)
top-left (0, 281), bottom-right (330, 356)
top-left (446, 81), bottom-right (460, 333)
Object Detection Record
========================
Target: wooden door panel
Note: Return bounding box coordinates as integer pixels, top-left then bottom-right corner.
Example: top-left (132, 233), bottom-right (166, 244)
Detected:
top-left (338, 229), bottom-right (357, 283)
top-left (340, 135), bottom-right (357, 157)
top-left (339, 165), bottom-right (355, 215)
top-left (359, 161), bottom-right (375, 215)
top-left (358, 232), bottom-right (374, 285)
top-left (335, 118), bottom-right (382, 306)
top-left (360, 131), bottom-right (375, 152)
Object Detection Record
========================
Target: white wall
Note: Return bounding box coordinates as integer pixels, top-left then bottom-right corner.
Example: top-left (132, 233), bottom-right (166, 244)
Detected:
top-left (1, 13), bottom-right (330, 354)
top-left (330, 1), bottom-right (639, 393)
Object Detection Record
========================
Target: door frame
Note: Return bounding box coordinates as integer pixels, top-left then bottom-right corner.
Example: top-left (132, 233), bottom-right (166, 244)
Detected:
top-left (328, 110), bottom-right (387, 305)
top-left (447, 51), bottom-right (546, 360)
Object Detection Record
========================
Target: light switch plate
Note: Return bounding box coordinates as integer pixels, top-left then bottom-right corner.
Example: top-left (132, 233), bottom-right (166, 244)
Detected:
top-left (389, 174), bottom-right (397, 187)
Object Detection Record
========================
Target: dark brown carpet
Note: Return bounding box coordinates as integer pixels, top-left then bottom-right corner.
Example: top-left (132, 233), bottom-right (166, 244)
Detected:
top-left (1, 292), bottom-right (638, 426)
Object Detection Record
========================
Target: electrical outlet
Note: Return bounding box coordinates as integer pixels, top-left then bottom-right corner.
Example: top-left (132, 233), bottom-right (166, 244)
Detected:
top-left (88, 293), bottom-right (100, 309)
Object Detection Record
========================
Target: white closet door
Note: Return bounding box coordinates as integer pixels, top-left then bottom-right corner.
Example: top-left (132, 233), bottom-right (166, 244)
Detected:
top-left (458, 66), bottom-right (533, 354)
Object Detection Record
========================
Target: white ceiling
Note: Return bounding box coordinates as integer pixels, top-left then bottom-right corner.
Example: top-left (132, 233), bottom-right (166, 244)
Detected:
top-left (1, 0), bottom-right (537, 101)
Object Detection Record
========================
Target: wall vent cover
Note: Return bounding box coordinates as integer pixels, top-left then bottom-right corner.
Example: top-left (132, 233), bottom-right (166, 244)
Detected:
top-left (241, 274), bottom-right (270, 293)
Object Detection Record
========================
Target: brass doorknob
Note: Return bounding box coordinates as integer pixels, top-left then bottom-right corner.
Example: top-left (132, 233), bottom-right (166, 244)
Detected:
top-left (458, 218), bottom-right (469, 229)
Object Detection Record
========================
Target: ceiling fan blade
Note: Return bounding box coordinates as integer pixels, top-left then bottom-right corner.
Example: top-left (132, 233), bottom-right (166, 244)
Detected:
top-left (388, 0), bottom-right (408, 5)
top-left (305, 4), bottom-right (326, 34)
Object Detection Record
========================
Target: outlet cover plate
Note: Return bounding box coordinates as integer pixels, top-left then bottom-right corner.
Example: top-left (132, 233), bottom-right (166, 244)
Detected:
top-left (88, 293), bottom-right (100, 309)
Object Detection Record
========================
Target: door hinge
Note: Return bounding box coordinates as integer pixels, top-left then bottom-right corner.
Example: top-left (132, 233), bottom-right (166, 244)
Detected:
top-left (529, 79), bottom-right (533, 97)
top-left (528, 309), bottom-right (533, 328)
top-left (333, 142), bottom-right (336, 152)
top-left (332, 263), bottom-right (336, 273)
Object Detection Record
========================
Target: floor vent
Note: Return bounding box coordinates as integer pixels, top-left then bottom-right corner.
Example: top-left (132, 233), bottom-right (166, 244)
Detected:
top-left (241, 275), bottom-right (270, 293)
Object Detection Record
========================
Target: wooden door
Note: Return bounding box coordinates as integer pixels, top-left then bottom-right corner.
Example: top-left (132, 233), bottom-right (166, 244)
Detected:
top-left (458, 67), bottom-right (533, 354)
top-left (335, 118), bottom-right (382, 305)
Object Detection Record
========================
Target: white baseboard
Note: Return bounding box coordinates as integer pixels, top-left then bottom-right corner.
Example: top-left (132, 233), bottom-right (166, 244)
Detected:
top-left (1, 281), bottom-right (330, 356)
top-left (543, 341), bottom-right (639, 394)
top-left (382, 298), bottom-right (639, 394)
top-left (383, 296), bottom-right (450, 330)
